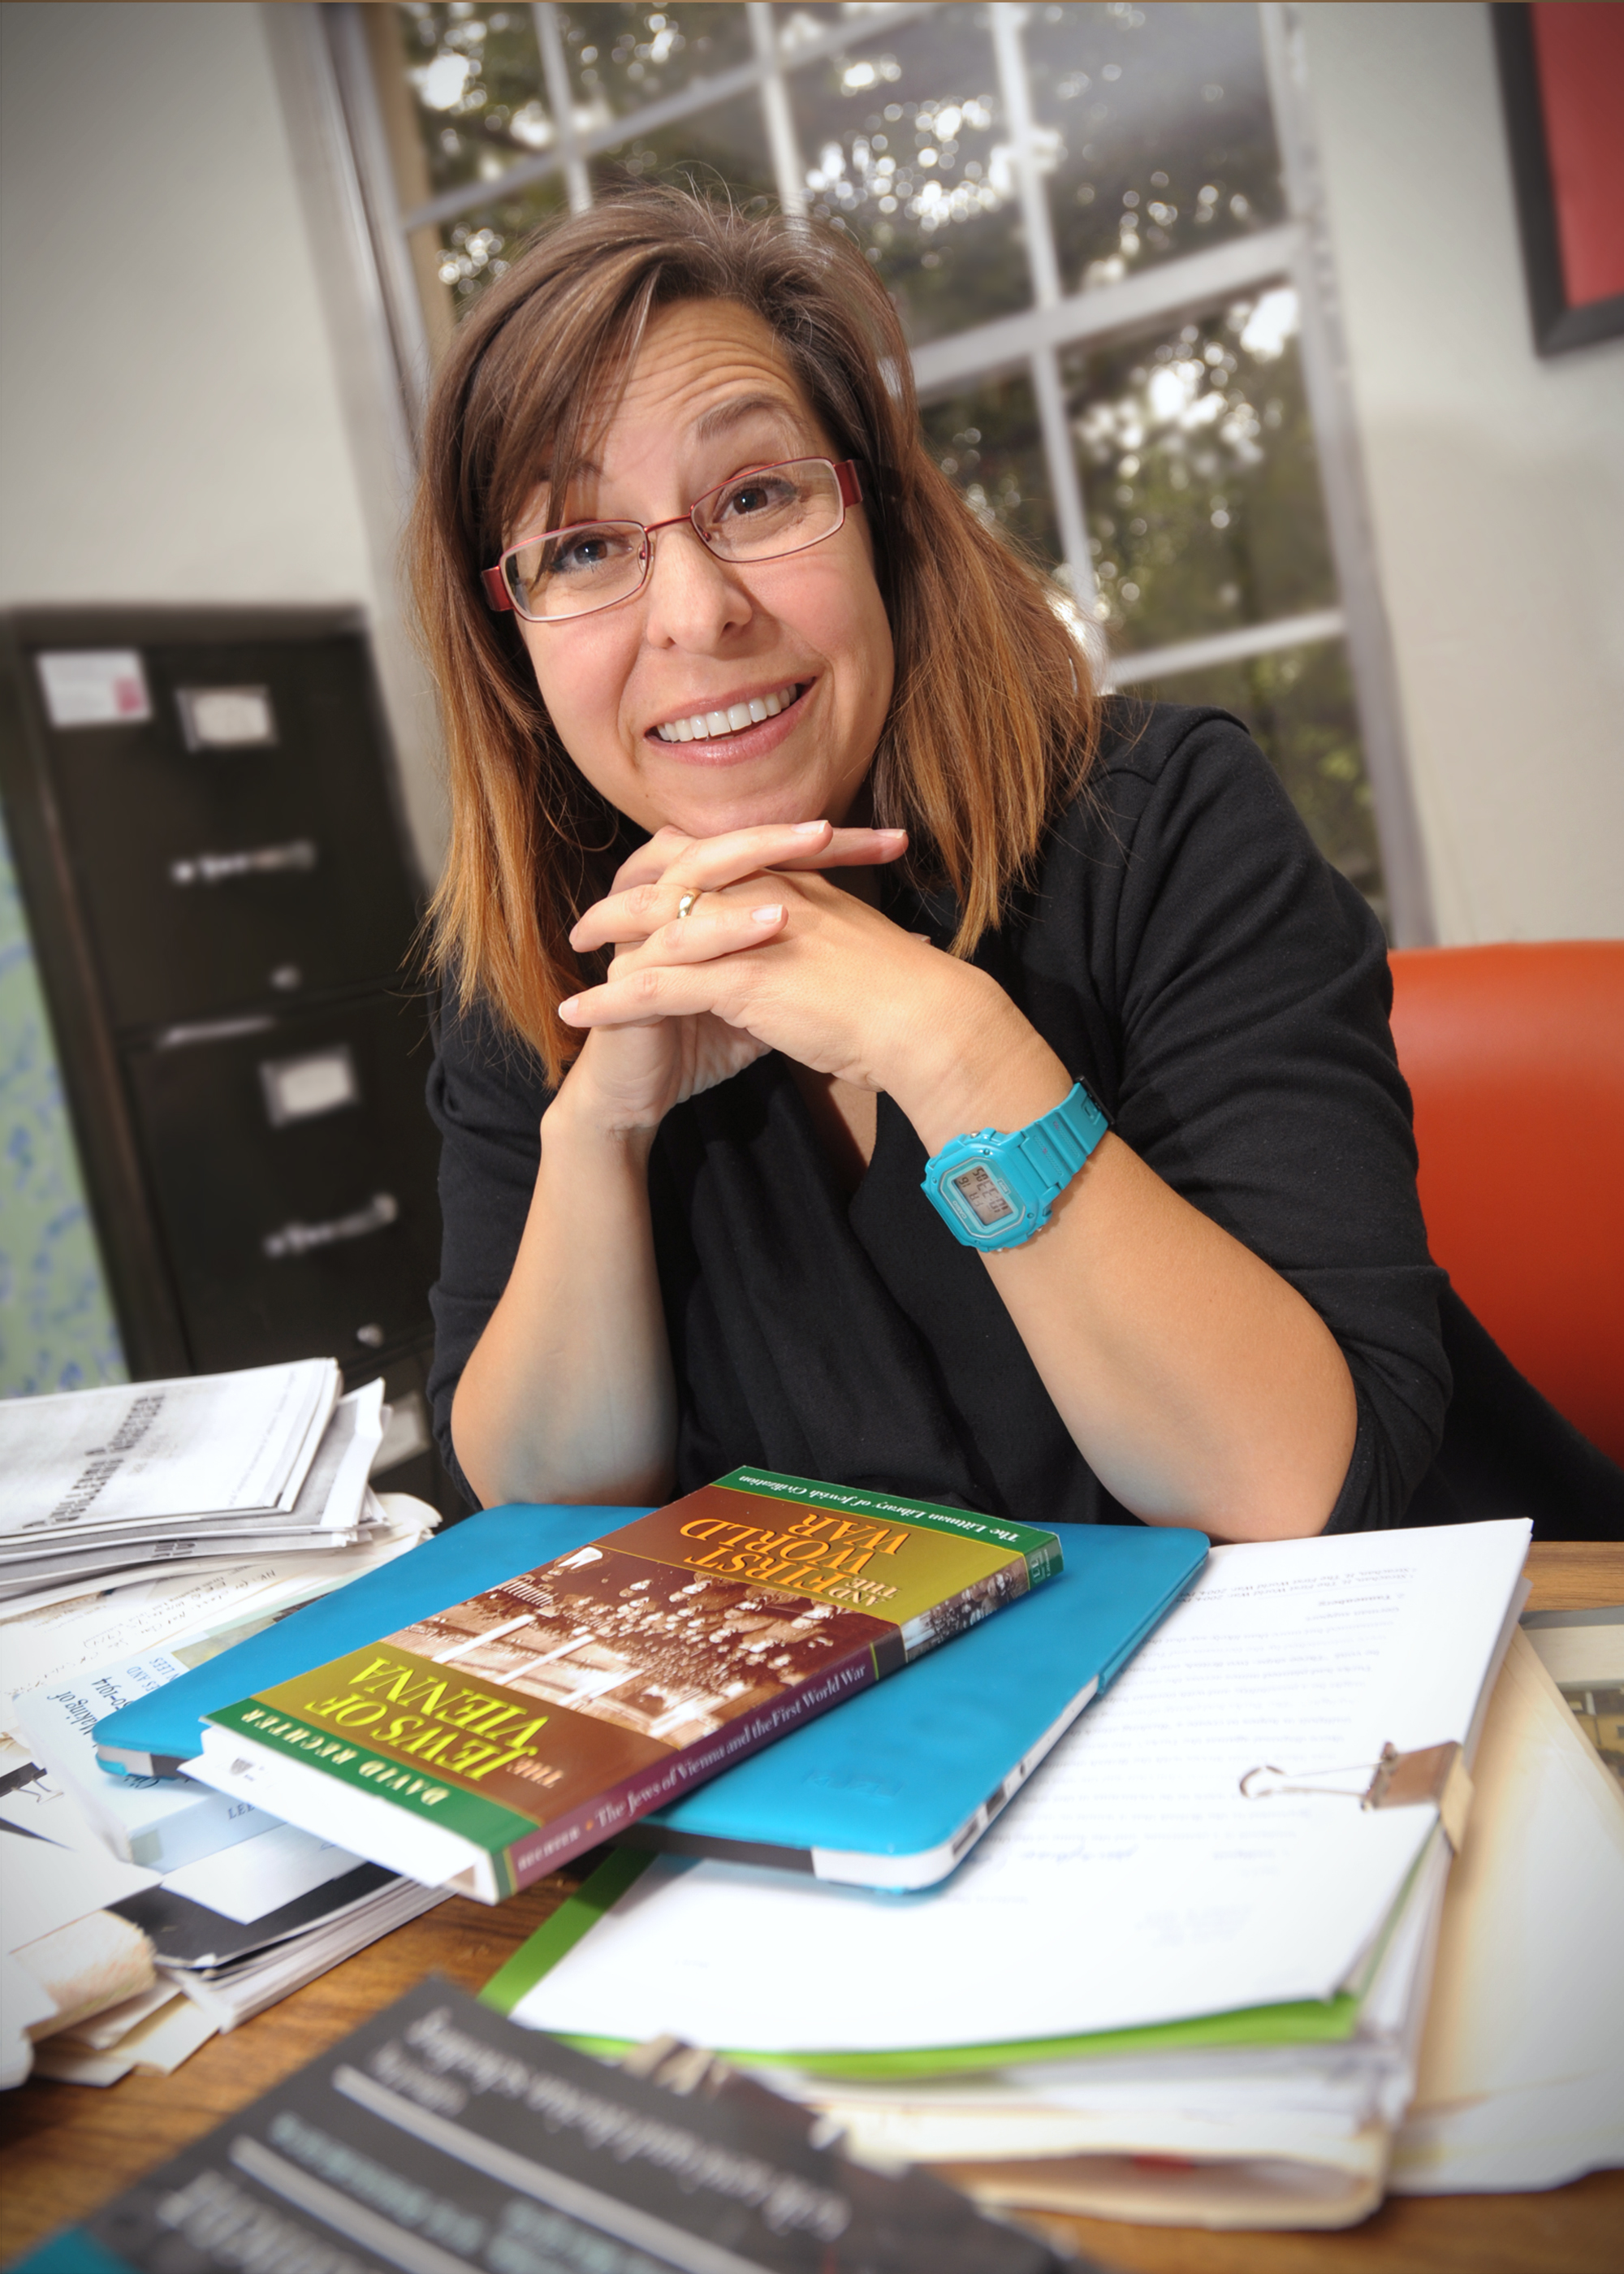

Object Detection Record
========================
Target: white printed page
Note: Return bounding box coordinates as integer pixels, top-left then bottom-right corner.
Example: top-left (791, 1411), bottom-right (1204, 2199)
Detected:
top-left (0, 1362), bottom-right (338, 1538)
top-left (161, 1822), bottom-right (365, 1924)
top-left (516, 1522), bottom-right (1530, 2055)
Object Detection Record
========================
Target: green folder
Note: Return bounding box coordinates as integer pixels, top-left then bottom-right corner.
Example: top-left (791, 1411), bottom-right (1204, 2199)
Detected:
top-left (481, 1847), bottom-right (1368, 2081)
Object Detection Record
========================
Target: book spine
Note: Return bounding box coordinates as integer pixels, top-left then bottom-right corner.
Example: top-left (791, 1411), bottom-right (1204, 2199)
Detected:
top-left (1025, 1535), bottom-right (1063, 1588)
top-left (501, 1641), bottom-right (886, 1892)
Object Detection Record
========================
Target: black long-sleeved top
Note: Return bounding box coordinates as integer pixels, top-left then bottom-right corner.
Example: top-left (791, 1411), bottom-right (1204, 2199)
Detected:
top-left (425, 703), bottom-right (1451, 1531)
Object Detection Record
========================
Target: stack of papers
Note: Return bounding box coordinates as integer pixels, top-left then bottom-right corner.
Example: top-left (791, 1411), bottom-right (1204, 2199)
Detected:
top-left (1, 1819), bottom-right (161, 2086)
top-left (1391, 1626), bottom-right (1624, 2194)
top-left (494, 1522), bottom-right (1533, 2230)
top-left (0, 1362), bottom-right (378, 1606)
top-left (0, 1373), bottom-right (445, 2088)
top-left (28, 1974), bottom-right (217, 2087)
top-left (109, 1831), bottom-right (449, 2032)
top-left (1, 1744), bottom-right (447, 2084)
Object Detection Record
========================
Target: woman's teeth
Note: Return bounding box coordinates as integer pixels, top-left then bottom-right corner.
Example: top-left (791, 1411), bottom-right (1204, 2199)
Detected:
top-left (654, 683), bottom-right (800, 743)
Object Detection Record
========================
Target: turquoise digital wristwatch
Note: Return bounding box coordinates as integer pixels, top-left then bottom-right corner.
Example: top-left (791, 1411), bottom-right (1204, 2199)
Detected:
top-left (921, 1081), bottom-right (1111, 1252)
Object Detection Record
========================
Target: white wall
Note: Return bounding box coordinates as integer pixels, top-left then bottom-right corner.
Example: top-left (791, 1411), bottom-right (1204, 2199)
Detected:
top-left (1300, 1), bottom-right (1624, 944)
top-left (0, 0), bottom-right (445, 880)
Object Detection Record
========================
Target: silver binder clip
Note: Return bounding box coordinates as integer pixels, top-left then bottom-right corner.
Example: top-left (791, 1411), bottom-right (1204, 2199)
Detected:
top-left (1240, 1740), bottom-right (1474, 1852)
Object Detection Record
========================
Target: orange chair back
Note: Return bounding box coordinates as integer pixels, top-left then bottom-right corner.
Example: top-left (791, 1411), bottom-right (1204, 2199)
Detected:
top-left (1388, 942), bottom-right (1624, 1467)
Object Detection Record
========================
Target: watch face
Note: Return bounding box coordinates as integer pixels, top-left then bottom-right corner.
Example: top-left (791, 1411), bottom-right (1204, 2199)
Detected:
top-left (946, 1161), bottom-right (1019, 1231)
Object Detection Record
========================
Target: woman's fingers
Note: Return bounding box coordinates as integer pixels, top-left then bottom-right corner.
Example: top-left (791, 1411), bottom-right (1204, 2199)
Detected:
top-left (605, 820), bottom-right (905, 896)
top-left (560, 954), bottom-right (767, 1030)
top-left (603, 900), bottom-right (788, 980)
top-left (771, 826), bottom-right (909, 872)
top-left (577, 824), bottom-right (905, 952)
top-left (607, 820), bottom-right (827, 897)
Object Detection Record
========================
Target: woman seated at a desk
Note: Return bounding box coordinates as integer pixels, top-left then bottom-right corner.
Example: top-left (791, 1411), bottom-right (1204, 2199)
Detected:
top-left (415, 190), bottom-right (1447, 1543)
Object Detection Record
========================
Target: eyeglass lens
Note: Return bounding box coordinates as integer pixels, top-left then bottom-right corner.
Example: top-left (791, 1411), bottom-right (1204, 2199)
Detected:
top-left (504, 458), bottom-right (844, 622)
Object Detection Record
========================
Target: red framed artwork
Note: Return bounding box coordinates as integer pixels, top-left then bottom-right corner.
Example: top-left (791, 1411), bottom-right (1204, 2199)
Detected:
top-left (1492, 2), bottom-right (1624, 354)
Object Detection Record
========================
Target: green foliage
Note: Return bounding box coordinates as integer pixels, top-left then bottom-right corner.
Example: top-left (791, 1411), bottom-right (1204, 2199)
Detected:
top-left (917, 377), bottom-right (1061, 568)
top-left (1065, 292), bottom-right (1336, 651)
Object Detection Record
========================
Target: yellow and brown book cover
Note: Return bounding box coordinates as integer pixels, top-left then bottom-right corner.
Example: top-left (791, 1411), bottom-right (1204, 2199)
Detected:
top-left (202, 1469), bottom-right (1061, 1896)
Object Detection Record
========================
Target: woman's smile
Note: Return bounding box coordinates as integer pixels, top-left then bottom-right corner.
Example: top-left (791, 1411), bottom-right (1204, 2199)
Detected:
top-left (650, 678), bottom-right (806, 746)
top-left (647, 679), bottom-right (810, 763)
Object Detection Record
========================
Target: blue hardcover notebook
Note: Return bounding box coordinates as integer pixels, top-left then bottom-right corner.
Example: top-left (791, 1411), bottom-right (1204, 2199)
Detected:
top-left (93, 1505), bottom-right (1204, 1891)
top-left (631, 1520), bottom-right (1206, 1887)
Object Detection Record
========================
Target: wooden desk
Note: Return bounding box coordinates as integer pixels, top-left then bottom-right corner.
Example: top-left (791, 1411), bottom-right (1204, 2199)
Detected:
top-left (4, 1541), bottom-right (1621, 2274)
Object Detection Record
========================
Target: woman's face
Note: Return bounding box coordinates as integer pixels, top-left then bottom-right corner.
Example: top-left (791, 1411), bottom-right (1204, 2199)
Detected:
top-left (513, 298), bottom-right (896, 841)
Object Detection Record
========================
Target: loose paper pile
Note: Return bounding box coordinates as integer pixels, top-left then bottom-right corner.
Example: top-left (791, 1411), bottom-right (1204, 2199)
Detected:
top-left (500, 1522), bottom-right (1536, 2229)
top-left (1390, 1624), bottom-right (1624, 2194)
top-left (0, 1366), bottom-right (446, 2086)
top-left (0, 1363), bottom-right (397, 1606)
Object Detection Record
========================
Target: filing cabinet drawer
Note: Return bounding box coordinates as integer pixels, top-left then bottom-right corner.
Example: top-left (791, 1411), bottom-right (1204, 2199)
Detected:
top-left (122, 992), bottom-right (442, 1373)
top-left (41, 633), bottom-right (418, 1030)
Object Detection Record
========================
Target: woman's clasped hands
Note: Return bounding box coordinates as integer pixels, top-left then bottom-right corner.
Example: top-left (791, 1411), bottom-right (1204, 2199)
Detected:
top-left (555, 817), bottom-right (1029, 1145)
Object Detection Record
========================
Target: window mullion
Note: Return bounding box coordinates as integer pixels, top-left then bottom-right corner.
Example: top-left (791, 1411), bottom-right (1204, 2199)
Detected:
top-left (1105, 607), bottom-right (1348, 689)
top-left (1029, 347), bottom-right (1097, 616)
top-left (988, 4), bottom-right (1060, 309)
top-left (987, 7), bottom-right (1093, 612)
top-left (748, 3), bottom-right (807, 217)
top-left (533, 2), bottom-right (591, 214)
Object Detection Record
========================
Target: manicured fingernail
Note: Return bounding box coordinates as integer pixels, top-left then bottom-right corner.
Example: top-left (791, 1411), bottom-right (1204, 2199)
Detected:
top-left (752, 904), bottom-right (785, 923)
top-left (558, 996), bottom-right (579, 1018)
top-left (793, 819), bottom-right (828, 834)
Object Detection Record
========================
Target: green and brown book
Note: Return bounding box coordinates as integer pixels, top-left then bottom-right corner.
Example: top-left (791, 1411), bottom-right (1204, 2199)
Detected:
top-left (189, 1468), bottom-right (1061, 1901)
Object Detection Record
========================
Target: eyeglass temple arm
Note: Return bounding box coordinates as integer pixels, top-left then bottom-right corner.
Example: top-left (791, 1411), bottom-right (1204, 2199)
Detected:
top-left (481, 461), bottom-right (865, 613)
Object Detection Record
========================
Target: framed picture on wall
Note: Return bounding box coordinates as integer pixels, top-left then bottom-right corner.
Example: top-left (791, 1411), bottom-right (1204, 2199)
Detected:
top-left (1492, 2), bottom-right (1624, 355)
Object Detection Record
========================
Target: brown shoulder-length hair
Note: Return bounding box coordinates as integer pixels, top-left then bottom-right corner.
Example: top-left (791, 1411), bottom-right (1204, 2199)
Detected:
top-left (410, 188), bottom-right (1099, 1084)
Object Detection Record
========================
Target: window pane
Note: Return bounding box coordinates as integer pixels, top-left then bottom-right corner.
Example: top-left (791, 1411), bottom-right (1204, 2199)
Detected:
top-left (590, 90), bottom-right (776, 204)
top-left (560, 2), bottom-right (754, 119)
top-left (1062, 288), bottom-right (1337, 652)
top-left (395, 2), bottom-right (555, 199)
top-left (918, 374), bottom-right (1060, 570)
top-left (789, 6), bottom-right (1030, 345)
top-left (1026, 2), bottom-right (1285, 294)
top-left (1132, 642), bottom-right (1385, 919)
top-left (434, 179), bottom-right (569, 308)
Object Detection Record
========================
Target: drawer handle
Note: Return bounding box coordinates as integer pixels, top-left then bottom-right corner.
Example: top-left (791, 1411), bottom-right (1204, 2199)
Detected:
top-left (262, 1191), bottom-right (399, 1260)
top-left (170, 839), bottom-right (317, 886)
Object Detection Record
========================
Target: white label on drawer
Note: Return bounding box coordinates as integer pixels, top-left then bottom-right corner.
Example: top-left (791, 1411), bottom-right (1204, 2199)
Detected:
top-left (35, 648), bottom-right (152, 727)
top-left (177, 685), bottom-right (276, 749)
top-left (259, 1045), bottom-right (360, 1126)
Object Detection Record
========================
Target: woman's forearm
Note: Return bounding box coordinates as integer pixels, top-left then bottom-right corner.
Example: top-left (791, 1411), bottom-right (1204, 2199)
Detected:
top-left (890, 977), bottom-right (1358, 1542)
top-left (450, 1087), bottom-right (676, 1510)
top-left (982, 1135), bottom-right (1358, 1540)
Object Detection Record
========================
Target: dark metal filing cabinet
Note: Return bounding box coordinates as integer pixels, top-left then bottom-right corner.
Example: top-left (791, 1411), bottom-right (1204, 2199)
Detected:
top-left (0, 606), bottom-right (459, 1512)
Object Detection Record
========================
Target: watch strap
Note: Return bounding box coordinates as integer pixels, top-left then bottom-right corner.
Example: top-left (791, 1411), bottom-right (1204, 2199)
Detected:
top-left (1010, 1083), bottom-right (1111, 1205)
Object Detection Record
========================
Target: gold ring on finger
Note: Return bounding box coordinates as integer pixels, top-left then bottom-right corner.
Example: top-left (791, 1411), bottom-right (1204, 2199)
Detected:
top-left (676, 889), bottom-right (701, 921)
